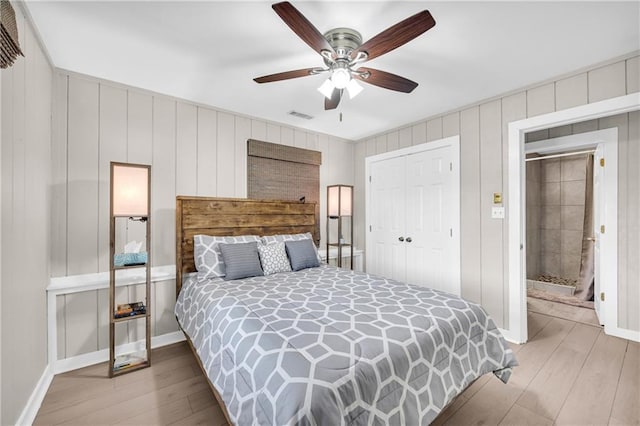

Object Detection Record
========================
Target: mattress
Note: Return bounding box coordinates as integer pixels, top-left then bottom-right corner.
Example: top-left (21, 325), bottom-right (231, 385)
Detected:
top-left (175, 265), bottom-right (517, 425)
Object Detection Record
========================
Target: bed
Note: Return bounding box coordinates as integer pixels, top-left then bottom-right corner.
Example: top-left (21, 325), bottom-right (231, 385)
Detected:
top-left (175, 196), bottom-right (517, 425)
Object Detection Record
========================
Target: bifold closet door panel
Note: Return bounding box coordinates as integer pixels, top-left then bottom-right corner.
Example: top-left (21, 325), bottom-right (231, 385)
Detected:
top-left (369, 156), bottom-right (406, 282)
top-left (404, 147), bottom-right (457, 294)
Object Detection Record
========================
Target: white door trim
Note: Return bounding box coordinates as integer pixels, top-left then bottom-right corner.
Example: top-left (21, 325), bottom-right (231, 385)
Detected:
top-left (524, 129), bottom-right (617, 328)
top-left (507, 92), bottom-right (640, 344)
top-left (365, 136), bottom-right (461, 295)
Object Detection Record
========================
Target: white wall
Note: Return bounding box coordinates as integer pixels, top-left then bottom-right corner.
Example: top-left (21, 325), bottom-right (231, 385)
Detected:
top-left (354, 54), bottom-right (640, 331)
top-left (0, 3), bottom-right (53, 424)
top-left (51, 70), bottom-right (355, 360)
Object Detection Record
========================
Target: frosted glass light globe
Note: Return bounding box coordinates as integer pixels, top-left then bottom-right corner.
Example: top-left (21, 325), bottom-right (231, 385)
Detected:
top-left (331, 68), bottom-right (351, 89)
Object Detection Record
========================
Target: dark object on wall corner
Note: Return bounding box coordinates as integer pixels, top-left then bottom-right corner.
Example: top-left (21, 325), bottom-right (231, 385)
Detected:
top-left (1, 0), bottom-right (24, 69)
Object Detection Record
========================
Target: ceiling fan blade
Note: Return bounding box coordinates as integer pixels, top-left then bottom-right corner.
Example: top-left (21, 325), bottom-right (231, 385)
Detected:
top-left (351, 10), bottom-right (435, 62)
top-left (254, 68), bottom-right (319, 83)
top-left (355, 67), bottom-right (418, 93)
top-left (272, 2), bottom-right (335, 57)
top-left (325, 88), bottom-right (342, 110)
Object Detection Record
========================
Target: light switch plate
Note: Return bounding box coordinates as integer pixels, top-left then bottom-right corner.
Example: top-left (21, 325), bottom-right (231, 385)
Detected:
top-left (492, 206), bottom-right (505, 219)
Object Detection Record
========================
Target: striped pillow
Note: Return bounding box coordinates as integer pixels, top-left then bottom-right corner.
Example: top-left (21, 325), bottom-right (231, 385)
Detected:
top-left (285, 239), bottom-right (321, 271)
top-left (218, 242), bottom-right (264, 281)
top-left (193, 235), bottom-right (261, 279)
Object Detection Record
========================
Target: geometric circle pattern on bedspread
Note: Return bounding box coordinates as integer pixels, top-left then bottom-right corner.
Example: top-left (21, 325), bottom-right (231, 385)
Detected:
top-left (175, 265), bottom-right (517, 426)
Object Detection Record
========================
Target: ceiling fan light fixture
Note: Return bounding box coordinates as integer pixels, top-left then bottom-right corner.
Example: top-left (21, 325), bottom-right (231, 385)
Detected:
top-left (346, 79), bottom-right (363, 99)
top-left (255, 3), bottom-right (435, 111)
top-left (331, 67), bottom-right (351, 89)
top-left (318, 79), bottom-right (335, 99)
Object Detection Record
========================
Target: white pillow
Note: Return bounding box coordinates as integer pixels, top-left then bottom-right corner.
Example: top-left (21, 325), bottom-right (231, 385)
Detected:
top-left (257, 242), bottom-right (292, 275)
top-left (193, 235), bottom-right (261, 280)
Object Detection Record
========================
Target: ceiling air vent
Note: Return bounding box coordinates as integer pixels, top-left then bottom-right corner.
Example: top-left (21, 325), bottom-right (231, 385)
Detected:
top-left (288, 111), bottom-right (314, 120)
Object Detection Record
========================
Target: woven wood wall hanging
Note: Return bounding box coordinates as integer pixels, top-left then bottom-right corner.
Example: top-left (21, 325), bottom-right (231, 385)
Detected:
top-left (247, 139), bottom-right (322, 239)
top-left (1, 0), bottom-right (24, 69)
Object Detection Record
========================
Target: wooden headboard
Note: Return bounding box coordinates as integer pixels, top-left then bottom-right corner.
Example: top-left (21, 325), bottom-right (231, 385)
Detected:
top-left (175, 196), bottom-right (318, 294)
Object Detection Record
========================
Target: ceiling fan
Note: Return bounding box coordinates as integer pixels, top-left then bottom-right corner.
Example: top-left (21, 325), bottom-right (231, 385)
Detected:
top-left (253, 2), bottom-right (436, 110)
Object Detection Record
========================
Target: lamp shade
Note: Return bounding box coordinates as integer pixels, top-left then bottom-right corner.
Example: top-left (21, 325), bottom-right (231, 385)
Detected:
top-left (112, 163), bottom-right (149, 217)
top-left (328, 185), bottom-right (352, 217)
top-left (318, 79), bottom-right (335, 99)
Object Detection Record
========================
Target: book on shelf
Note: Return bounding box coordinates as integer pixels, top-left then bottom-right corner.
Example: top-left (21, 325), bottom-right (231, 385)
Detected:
top-left (115, 301), bottom-right (146, 318)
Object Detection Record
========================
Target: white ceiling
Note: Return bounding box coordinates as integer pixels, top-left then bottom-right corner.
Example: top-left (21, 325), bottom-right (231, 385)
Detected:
top-left (26, 1), bottom-right (639, 141)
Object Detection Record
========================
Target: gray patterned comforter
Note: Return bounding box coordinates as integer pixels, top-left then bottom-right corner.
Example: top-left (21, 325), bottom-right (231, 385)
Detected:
top-left (175, 265), bottom-right (517, 425)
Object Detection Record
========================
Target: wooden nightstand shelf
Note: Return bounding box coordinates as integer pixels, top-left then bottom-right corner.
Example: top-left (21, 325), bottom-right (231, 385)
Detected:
top-left (109, 162), bottom-right (152, 378)
top-left (112, 312), bottom-right (149, 323)
top-left (318, 247), bottom-right (364, 271)
top-left (112, 264), bottom-right (147, 271)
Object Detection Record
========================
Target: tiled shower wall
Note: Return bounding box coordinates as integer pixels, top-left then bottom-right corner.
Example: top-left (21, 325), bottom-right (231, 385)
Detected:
top-left (526, 157), bottom-right (541, 279)
top-left (537, 154), bottom-right (589, 281)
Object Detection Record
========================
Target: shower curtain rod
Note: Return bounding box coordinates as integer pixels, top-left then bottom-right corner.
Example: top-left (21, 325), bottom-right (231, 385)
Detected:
top-left (525, 149), bottom-right (595, 162)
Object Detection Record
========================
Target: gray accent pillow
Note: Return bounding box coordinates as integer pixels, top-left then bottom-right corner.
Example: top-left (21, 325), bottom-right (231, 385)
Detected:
top-left (285, 239), bottom-right (321, 271)
top-left (193, 235), bottom-right (261, 279)
top-left (262, 232), bottom-right (322, 263)
top-left (219, 242), bottom-right (264, 281)
top-left (257, 242), bottom-right (292, 275)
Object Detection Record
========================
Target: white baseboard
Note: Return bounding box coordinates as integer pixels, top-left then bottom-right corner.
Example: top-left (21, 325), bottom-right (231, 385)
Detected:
top-left (15, 364), bottom-right (54, 426)
top-left (499, 327), bottom-right (522, 345)
top-left (54, 331), bottom-right (185, 374)
top-left (17, 331), bottom-right (186, 426)
top-left (501, 324), bottom-right (639, 344)
top-left (606, 325), bottom-right (640, 343)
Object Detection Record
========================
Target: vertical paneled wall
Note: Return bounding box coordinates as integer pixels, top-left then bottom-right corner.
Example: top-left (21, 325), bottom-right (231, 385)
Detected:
top-left (52, 71), bottom-right (354, 359)
top-left (0, 4), bottom-right (53, 424)
top-left (354, 54), bottom-right (640, 330)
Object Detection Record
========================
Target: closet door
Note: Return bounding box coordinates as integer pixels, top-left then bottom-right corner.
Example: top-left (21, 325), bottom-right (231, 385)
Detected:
top-left (404, 151), bottom-right (429, 286)
top-left (367, 140), bottom-right (459, 295)
top-left (369, 156), bottom-right (406, 281)
top-left (404, 146), bottom-right (455, 291)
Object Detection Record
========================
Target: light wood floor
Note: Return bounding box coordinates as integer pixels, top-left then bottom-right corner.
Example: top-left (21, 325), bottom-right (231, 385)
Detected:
top-left (35, 299), bottom-right (638, 425)
top-left (34, 344), bottom-right (227, 426)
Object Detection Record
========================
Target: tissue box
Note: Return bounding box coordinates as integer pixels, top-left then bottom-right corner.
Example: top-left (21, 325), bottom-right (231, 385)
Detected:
top-left (114, 252), bottom-right (148, 267)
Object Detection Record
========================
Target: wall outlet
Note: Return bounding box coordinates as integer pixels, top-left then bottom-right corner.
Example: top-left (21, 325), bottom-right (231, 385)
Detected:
top-left (492, 206), bottom-right (505, 219)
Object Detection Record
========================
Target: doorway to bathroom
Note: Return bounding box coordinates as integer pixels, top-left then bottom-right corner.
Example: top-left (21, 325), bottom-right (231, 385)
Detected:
top-left (524, 128), bottom-right (617, 326)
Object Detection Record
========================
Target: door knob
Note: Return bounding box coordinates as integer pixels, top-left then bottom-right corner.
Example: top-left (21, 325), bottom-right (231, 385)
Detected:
top-left (398, 236), bottom-right (404, 242)
top-left (406, 237), bottom-right (412, 243)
